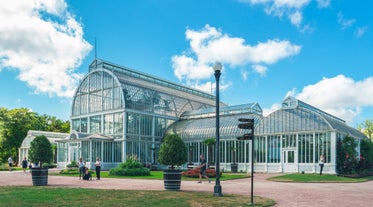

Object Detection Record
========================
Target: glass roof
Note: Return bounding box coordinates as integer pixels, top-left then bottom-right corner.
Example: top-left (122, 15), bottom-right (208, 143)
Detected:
top-left (167, 96), bottom-right (367, 141)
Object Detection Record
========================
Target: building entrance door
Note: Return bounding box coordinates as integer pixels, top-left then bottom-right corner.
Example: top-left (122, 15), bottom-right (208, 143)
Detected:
top-left (282, 149), bottom-right (297, 172)
top-left (69, 143), bottom-right (80, 163)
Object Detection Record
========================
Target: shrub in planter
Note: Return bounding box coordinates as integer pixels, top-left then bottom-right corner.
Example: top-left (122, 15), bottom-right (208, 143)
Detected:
top-left (28, 135), bottom-right (53, 168)
top-left (158, 134), bottom-right (188, 170)
top-left (28, 135), bottom-right (53, 186)
top-left (158, 134), bottom-right (187, 191)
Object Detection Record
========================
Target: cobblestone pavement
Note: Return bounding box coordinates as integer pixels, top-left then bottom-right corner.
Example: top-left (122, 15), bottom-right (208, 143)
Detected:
top-left (1, 170), bottom-right (372, 207)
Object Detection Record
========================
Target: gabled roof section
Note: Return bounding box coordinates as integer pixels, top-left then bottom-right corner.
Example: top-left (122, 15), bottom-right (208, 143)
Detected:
top-left (282, 96), bottom-right (345, 123)
top-left (181, 103), bottom-right (262, 120)
top-left (89, 59), bottom-right (215, 101)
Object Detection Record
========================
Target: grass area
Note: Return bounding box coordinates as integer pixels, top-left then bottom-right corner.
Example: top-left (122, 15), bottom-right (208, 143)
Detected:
top-left (0, 186), bottom-right (275, 207)
top-left (268, 173), bottom-right (373, 183)
top-left (52, 170), bottom-right (249, 181)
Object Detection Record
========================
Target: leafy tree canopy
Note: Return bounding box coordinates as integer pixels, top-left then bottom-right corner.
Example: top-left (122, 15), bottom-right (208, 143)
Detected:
top-left (357, 119), bottom-right (373, 141)
top-left (0, 107), bottom-right (70, 163)
top-left (158, 134), bottom-right (187, 169)
top-left (28, 135), bottom-right (53, 167)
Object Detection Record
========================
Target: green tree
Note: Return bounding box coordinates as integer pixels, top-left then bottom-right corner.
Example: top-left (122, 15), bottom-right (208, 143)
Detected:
top-left (357, 119), bottom-right (373, 141)
top-left (0, 107), bottom-right (70, 163)
top-left (336, 135), bottom-right (359, 175)
top-left (158, 134), bottom-right (187, 169)
top-left (203, 138), bottom-right (216, 165)
top-left (28, 135), bottom-right (53, 167)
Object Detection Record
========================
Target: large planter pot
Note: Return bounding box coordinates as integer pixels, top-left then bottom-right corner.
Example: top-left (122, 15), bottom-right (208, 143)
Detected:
top-left (31, 168), bottom-right (48, 186)
top-left (163, 170), bottom-right (182, 191)
top-left (231, 163), bottom-right (238, 173)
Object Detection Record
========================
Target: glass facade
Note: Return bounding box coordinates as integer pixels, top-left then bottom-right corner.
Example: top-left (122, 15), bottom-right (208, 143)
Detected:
top-left (56, 60), bottom-right (367, 173)
top-left (167, 96), bottom-right (367, 173)
top-left (58, 59), bottom-right (217, 169)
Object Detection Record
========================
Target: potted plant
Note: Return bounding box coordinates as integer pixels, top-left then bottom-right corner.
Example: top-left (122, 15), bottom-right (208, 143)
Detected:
top-left (230, 147), bottom-right (238, 173)
top-left (158, 134), bottom-right (187, 191)
top-left (28, 135), bottom-right (53, 186)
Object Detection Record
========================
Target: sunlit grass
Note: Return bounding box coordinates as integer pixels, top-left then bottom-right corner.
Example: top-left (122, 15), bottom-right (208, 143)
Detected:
top-left (267, 173), bottom-right (373, 183)
top-left (52, 170), bottom-right (249, 181)
top-left (0, 186), bottom-right (275, 207)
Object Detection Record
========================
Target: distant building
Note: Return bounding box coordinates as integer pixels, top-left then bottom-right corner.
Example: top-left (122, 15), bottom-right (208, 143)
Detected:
top-left (56, 59), bottom-right (367, 173)
top-left (19, 130), bottom-right (68, 165)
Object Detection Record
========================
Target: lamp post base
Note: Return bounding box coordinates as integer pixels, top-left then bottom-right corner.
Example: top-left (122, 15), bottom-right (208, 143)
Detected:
top-left (213, 185), bottom-right (223, 197)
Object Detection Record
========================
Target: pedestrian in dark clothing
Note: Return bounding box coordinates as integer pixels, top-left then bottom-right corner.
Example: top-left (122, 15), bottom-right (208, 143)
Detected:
top-left (95, 158), bottom-right (101, 180)
top-left (198, 154), bottom-right (211, 183)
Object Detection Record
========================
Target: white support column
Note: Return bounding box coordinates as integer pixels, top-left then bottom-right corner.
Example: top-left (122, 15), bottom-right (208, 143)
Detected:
top-left (330, 131), bottom-right (337, 173)
top-left (265, 136), bottom-right (268, 172)
top-left (122, 111), bottom-right (126, 163)
top-left (313, 132), bottom-right (316, 173)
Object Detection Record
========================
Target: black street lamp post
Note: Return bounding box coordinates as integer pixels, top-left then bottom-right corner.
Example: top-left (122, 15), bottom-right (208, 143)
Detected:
top-left (213, 62), bottom-right (222, 197)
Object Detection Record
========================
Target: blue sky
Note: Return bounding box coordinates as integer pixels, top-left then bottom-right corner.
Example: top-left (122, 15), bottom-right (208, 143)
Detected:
top-left (0, 0), bottom-right (372, 127)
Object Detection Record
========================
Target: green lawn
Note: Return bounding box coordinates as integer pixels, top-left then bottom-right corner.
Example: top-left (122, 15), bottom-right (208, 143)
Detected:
top-left (267, 173), bottom-right (373, 183)
top-left (0, 187), bottom-right (275, 207)
top-left (52, 170), bottom-right (249, 181)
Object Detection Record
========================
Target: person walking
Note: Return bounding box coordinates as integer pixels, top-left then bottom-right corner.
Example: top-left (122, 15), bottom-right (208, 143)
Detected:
top-left (198, 154), bottom-right (211, 183)
top-left (78, 158), bottom-right (85, 180)
top-left (21, 157), bottom-right (28, 173)
top-left (319, 154), bottom-right (325, 175)
top-left (95, 158), bottom-right (101, 180)
top-left (8, 156), bottom-right (13, 171)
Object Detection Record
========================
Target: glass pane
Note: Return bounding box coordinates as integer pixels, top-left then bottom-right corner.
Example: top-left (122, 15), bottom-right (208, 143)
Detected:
top-left (288, 151), bottom-right (294, 163)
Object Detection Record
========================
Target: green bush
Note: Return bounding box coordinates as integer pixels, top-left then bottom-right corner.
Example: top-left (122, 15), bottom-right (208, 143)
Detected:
top-left (66, 161), bottom-right (78, 168)
top-left (42, 163), bottom-right (57, 169)
top-left (109, 155), bottom-right (150, 176)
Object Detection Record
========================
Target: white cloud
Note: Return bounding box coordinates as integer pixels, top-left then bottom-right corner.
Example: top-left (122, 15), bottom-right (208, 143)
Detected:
top-left (263, 103), bottom-right (281, 116)
top-left (251, 64), bottom-right (267, 76)
top-left (172, 25), bottom-right (301, 92)
top-left (0, 0), bottom-right (92, 98)
top-left (240, 0), bottom-right (310, 27)
top-left (354, 26), bottom-right (368, 38)
top-left (316, 0), bottom-right (331, 8)
top-left (337, 12), bottom-right (356, 30)
top-left (292, 75), bottom-right (373, 123)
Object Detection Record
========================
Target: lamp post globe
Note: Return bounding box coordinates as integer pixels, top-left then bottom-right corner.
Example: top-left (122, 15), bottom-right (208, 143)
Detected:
top-left (213, 62), bottom-right (222, 197)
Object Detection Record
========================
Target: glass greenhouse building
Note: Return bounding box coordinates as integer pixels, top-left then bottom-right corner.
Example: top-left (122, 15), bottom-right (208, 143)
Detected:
top-left (56, 59), bottom-right (367, 173)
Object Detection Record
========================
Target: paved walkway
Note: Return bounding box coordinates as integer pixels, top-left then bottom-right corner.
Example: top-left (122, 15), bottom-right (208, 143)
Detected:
top-left (0, 170), bottom-right (372, 207)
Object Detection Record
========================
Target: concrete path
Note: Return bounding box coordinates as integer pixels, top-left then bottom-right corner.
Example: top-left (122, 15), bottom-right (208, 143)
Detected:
top-left (0, 170), bottom-right (372, 207)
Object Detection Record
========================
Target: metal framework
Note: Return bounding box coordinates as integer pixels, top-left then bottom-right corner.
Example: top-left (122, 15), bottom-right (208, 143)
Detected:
top-left (58, 59), bottom-right (217, 169)
top-left (168, 96), bottom-right (367, 173)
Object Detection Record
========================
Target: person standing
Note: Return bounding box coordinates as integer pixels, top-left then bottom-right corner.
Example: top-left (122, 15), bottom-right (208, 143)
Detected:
top-left (319, 154), bottom-right (325, 175)
top-left (21, 157), bottom-right (28, 173)
top-left (8, 157), bottom-right (13, 171)
top-left (198, 154), bottom-right (211, 183)
top-left (78, 158), bottom-right (85, 180)
top-left (95, 158), bottom-right (101, 180)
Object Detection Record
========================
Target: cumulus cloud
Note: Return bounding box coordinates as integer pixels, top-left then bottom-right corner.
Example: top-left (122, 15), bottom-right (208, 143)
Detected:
top-left (293, 75), bottom-right (373, 123)
top-left (0, 0), bottom-right (92, 98)
top-left (172, 25), bottom-right (301, 92)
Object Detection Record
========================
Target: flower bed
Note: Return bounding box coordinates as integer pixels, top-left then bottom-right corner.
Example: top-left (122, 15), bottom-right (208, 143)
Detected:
top-left (182, 167), bottom-right (221, 178)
